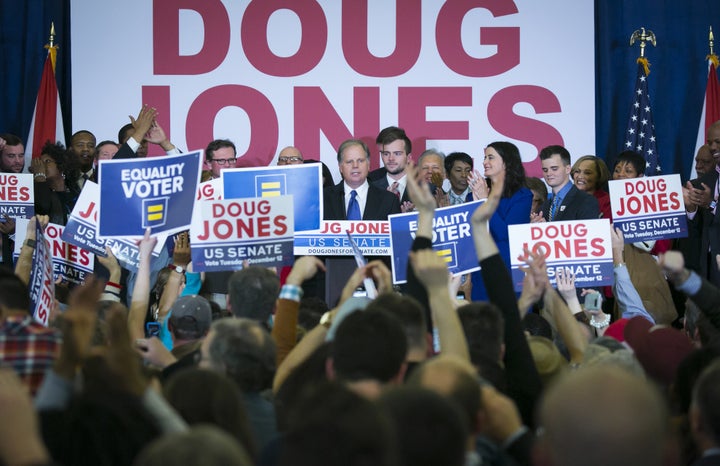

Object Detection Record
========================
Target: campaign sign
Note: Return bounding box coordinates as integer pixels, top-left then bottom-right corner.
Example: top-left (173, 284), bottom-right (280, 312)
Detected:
top-left (190, 196), bottom-right (295, 271)
top-left (0, 173), bottom-right (34, 221)
top-left (28, 221), bottom-right (54, 326)
top-left (608, 174), bottom-right (687, 242)
top-left (222, 164), bottom-right (321, 232)
top-left (389, 201), bottom-right (481, 284)
top-left (97, 151), bottom-right (202, 238)
top-left (294, 221), bottom-right (391, 256)
top-left (508, 219), bottom-right (613, 291)
top-left (62, 182), bottom-right (151, 272)
top-left (44, 223), bottom-right (95, 285)
top-left (197, 178), bottom-right (223, 201)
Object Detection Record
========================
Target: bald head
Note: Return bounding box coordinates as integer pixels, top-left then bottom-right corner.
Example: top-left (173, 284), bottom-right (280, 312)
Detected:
top-left (277, 146), bottom-right (303, 165)
top-left (695, 145), bottom-right (714, 177)
top-left (537, 366), bottom-right (669, 466)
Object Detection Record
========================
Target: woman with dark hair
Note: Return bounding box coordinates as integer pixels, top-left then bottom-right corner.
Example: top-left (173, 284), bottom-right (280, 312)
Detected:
top-left (571, 155), bottom-right (611, 219)
top-left (469, 141), bottom-right (533, 301)
top-left (30, 141), bottom-right (82, 225)
top-left (164, 369), bottom-right (258, 461)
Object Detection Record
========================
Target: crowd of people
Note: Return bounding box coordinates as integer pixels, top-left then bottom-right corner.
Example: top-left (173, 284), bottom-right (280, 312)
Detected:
top-left (1, 109), bottom-right (720, 466)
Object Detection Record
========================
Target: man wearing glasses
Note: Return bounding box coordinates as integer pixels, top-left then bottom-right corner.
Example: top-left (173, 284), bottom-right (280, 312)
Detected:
top-left (205, 139), bottom-right (237, 179)
top-left (276, 146), bottom-right (304, 165)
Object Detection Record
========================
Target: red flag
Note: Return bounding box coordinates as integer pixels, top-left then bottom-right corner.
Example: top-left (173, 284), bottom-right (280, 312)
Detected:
top-left (25, 44), bottom-right (65, 165)
top-left (692, 55), bottom-right (720, 178)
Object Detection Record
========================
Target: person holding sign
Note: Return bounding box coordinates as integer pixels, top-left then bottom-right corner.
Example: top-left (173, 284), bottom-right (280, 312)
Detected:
top-left (571, 155), bottom-right (611, 220)
top-left (609, 151), bottom-right (676, 325)
top-left (532, 145), bottom-right (599, 223)
top-left (468, 142), bottom-right (533, 301)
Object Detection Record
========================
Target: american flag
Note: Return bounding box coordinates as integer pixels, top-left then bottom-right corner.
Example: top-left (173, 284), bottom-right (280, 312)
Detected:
top-left (624, 62), bottom-right (660, 175)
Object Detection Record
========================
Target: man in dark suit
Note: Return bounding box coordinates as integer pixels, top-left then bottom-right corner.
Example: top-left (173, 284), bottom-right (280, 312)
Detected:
top-left (368, 126), bottom-right (413, 209)
top-left (324, 139), bottom-right (401, 220)
top-left (685, 120), bottom-right (720, 286)
top-left (532, 145), bottom-right (599, 222)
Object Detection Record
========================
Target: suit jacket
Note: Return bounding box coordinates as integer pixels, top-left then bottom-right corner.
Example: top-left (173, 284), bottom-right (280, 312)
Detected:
top-left (689, 170), bottom-right (720, 280)
top-left (323, 182), bottom-right (401, 220)
top-left (541, 184), bottom-right (600, 221)
top-left (114, 141), bottom-right (137, 160)
top-left (368, 166), bottom-right (387, 182)
top-left (371, 175), bottom-right (411, 204)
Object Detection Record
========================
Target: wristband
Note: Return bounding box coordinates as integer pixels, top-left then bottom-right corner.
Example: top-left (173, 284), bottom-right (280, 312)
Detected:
top-left (106, 281), bottom-right (122, 290)
top-left (34, 173), bottom-right (46, 179)
top-left (23, 238), bottom-right (36, 249)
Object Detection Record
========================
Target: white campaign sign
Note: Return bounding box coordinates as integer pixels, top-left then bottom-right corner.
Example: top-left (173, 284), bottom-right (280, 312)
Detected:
top-left (71, 1), bottom-right (595, 182)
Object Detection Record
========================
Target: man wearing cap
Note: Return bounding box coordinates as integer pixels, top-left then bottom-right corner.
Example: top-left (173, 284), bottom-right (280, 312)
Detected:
top-left (167, 295), bottom-right (213, 361)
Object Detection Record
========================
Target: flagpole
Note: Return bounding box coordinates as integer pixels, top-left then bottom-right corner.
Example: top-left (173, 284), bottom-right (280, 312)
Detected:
top-left (624, 27), bottom-right (660, 175)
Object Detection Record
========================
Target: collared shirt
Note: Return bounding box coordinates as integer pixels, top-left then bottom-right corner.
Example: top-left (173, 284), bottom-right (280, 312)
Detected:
top-left (344, 181), bottom-right (369, 218)
top-left (0, 314), bottom-right (62, 395)
top-left (386, 173), bottom-right (408, 199)
top-left (548, 181), bottom-right (573, 220)
top-left (78, 168), bottom-right (94, 190)
top-left (448, 187), bottom-right (471, 205)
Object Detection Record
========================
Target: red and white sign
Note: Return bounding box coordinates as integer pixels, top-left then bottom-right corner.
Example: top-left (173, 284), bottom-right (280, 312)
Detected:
top-left (72, 1), bottom-right (595, 181)
top-left (509, 218), bottom-right (613, 290)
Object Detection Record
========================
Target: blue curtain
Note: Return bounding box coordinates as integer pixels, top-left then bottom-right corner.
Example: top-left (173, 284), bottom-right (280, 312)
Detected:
top-left (596, 1), bottom-right (720, 179)
top-left (0, 0), bottom-right (71, 143)
top-left (1, 0), bottom-right (719, 181)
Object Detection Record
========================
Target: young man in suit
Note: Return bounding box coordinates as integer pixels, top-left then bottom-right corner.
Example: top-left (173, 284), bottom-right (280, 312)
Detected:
top-left (324, 139), bottom-right (401, 221)
top-left (368, 127), bottom-right (413, 210)
top-left (531, 145), bottom-right (599, 222)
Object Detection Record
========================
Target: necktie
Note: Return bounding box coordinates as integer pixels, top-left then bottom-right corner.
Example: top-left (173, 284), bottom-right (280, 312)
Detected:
top-left (549, 195), bottom-right (560, 221)
top-left (347, 190), bottom-right (361, 220)
top-left (389, 181), bottom-right (400, 198)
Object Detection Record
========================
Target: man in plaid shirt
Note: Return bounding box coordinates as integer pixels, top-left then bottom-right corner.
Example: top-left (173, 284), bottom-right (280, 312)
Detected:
top-left (0, 269), bottom-right (61, 396)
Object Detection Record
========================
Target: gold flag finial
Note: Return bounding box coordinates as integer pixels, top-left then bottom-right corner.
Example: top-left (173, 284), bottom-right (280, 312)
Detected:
top-left (45, 22), bottom-right (59, 73)
top-left (710, 26), bottom-right (715, 57)
top-left (630, 27), bottom-right (656, 75)
top-left (708, 26), bottom-right (719, 69)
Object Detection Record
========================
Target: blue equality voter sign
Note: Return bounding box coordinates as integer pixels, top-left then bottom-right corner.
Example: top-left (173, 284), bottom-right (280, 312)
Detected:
top-left (508, 219), bottom-right (613, 291)
top-left (294, 221), bottom-right (392, 256)
top-left (190, 196), bottom-right (295, 272)
top-left (221, 164), bottom-right (321, 232)
top-left (97, 151), bottom-right (202, 238)
top-left (0, 173), bottom-right (34, 221)
top-left (608, 174), bottom-right (688, 243)
top-left (389, 201), bottom-right (481, 284)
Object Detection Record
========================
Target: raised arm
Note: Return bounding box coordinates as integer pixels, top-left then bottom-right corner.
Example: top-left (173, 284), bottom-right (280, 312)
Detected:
top-left (471, 170), bottom-right (543, 427)
top-left (404, 162), bottom-right (436, 331)
top-left (410, 249), bottom-right (470, 361)
top-left (14, 215), bottom-right (49, 285)
top-left (128, 229), bottom-right (157, 341)
top-left (273, 256), bottom-right (326, 366)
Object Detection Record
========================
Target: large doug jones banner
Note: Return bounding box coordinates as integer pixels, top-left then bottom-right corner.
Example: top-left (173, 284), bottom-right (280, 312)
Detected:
top-left (97, 151), bottom-right (202, 238)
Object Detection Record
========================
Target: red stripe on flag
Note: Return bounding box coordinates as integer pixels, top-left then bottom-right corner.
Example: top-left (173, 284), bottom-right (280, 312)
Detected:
top-left (31, 54), bottom-right (59, 159)
top-left (706, 64), bottom-right (720, 135)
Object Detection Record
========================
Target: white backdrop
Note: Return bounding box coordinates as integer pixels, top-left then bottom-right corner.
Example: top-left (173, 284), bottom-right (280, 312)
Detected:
top-left (71, 0), bottom-right (595, 181)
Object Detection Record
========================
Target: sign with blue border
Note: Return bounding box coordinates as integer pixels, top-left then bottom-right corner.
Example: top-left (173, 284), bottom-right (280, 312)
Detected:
top-left (509, 219), bottom-right (613, 291)
top-left (190, 196), bottom-right (295, 271)
top-left (389, 202), bottom-right (481, 284)
top-left (222, 164), bottom-right (321, 232)
top-left (608, 174), bottom-right (687, 242)
top-left (97, 151), bottom-right (202, 238)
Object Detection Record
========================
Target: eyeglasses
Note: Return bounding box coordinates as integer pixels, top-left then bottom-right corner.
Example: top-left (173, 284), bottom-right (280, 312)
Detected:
top-left (211, 158), bottom-right (236, 166)
top-left (278, 156), bottom-right (303, 164)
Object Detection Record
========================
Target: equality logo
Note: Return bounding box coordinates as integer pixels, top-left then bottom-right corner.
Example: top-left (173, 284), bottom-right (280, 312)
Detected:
top-left (434, 242), bottom-right (458, 269)
top-left (142, 197), bottom-right (169, 228)
top-left (255, 174), bottom-right (287, 198)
